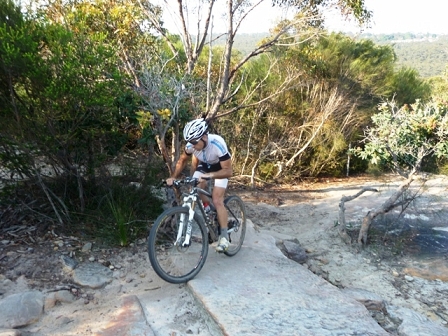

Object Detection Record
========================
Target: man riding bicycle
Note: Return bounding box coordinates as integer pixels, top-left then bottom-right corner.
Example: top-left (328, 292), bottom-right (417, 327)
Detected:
top-left (166, 118), bottom-right (233, 252)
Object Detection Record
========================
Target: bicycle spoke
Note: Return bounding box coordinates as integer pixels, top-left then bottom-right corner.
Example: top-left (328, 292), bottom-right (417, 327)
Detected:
top-left (148, 207), bottom-right (208, 283)
top-left (224, 196), bottom-right (247, 256)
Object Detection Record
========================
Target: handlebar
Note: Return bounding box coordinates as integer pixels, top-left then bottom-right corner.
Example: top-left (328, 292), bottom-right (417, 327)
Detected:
top-left (163, 177), bottom-right (200, 189)
top-left (162, 176), bottom-right (213, 190)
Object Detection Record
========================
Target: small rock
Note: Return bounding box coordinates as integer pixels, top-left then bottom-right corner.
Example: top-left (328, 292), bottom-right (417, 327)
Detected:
top-left (81, 242), bottom-right (92, 253)
top-left (392, 270), bottom-right (399, 277)
top-left (283, 240), bottom-right (308, 264)
top-left (0, 291), bottom-right (44, 328)
top-left (44, 290), bottom-right (75, 310)
top-left (72, 263), bottom-right (113, 289)
top-left (89, 257), bottom-right (95, 262)
top-left (404, 275), bottom-right (414, 282)
top-left (60, 255), bottom-right (78, 273)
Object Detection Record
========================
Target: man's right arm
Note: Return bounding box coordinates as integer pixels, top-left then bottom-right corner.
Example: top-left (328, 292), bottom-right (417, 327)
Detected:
top-left (166, 152), bottom-right (190, 185)
top-left (172, 152), bottom-right (190, 178)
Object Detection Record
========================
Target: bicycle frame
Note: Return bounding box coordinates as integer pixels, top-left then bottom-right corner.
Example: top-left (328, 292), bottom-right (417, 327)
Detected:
top-left (149, 177), bottom-right (246, 283)
top-left (174, 178), bottom-right (218, 247)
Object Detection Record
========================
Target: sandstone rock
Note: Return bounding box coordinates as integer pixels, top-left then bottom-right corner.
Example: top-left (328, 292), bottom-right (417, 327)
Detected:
top-left (341, 287), bottom-right (386, 311)
top-left (94, 295), bottom-right (154, 336)
top-left (72, 262), bottom-right (113, 289)
top-left (387, 305), bottom-right (448, 336)
top-left (0, 291), bottom-right (44, 328)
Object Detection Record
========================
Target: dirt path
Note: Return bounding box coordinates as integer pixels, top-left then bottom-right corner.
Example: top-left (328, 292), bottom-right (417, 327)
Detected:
top-left (1, 174), bottom-right (448, 334)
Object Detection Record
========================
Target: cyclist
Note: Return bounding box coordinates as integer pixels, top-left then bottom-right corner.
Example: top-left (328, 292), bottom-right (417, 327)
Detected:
top-left (166, 118), bottom-right (232, 252)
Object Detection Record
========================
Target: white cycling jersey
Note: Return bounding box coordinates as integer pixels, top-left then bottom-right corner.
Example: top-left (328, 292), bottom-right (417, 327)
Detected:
top-left (185, 134), bottom-right (231, 172)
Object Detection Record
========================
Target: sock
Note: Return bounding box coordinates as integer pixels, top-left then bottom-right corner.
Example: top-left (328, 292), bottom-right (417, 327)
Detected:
top-left (220, 229), bottom-right (229, 240)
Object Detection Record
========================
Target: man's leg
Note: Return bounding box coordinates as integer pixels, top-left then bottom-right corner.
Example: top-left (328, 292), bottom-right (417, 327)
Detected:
top-left (213, 181), bottom-right (229, 252)
top-left (213, 186), bottom-right (227, 233)
top-left (192, 171), bottom-right (209, 205)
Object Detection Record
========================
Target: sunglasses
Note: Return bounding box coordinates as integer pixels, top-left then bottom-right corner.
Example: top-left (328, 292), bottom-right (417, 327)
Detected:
top-left (190, 138), bottom-right (201, 145)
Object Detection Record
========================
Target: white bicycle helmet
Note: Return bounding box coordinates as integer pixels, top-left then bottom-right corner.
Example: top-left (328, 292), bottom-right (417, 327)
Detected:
top-left (183, 118), bottom-right (208, 141)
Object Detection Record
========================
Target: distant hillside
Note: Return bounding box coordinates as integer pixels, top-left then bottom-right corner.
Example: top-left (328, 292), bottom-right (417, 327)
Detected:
top-left (211, 33), bottom-right (268, 55)
top-left (227, 32), bottom-right (448, 78)
top-left (360, 33), bottom-right (448, 78)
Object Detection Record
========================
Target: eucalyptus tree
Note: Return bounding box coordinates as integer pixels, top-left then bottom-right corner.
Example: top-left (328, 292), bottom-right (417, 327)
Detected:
top-left (32, 0), bottom-right (162, 87)
top-left (1, 0), bottom-right (154, 221)
top-left (139, 0), bottom-right (372, 174)
top-left (0, 0), bottom-right (169, 238)
top-left (223, 32), bottom-right (407, 181)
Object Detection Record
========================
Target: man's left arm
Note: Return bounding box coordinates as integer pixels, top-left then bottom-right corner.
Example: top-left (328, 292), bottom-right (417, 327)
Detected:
top-left (207, 158), bottom-right (232, 179)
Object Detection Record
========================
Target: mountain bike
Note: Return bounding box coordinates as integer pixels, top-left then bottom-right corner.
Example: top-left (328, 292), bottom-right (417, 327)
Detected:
top-left (148, 177), bottom-right (247, 284)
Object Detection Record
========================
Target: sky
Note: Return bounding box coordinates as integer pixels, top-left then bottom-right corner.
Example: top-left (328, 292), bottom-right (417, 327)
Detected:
top-left (158, 0), bottom-right (448, 36)
top-left (325, 0), bottom-right (448, 35)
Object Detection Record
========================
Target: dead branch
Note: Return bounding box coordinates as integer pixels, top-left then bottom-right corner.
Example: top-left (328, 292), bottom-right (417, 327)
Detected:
top-left (338, 187), bottom-right (378, 244)
top-left (357, 176), bottom-right (414, 245)
top-left (35, 169), bottom-right (64, 226)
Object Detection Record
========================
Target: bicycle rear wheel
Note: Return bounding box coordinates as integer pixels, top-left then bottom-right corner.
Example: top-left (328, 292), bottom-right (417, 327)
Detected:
top-left (224, 196), bottom-right (247, 256)
top-left (148, 206), bottom-right (208, 283)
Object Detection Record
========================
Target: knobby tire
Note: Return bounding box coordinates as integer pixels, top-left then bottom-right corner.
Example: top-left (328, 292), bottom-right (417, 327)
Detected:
top-left (223, 195), bottom-right (247, 256)
top-left (148, 206), bottom-right (208, 283)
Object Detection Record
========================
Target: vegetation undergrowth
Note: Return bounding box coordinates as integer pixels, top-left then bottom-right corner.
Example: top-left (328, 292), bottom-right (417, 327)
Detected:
top-left (0, 158), bottom-right (165, 247)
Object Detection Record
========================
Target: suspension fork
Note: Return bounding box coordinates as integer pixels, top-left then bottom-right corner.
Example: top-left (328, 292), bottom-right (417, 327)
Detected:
top-left (176, 193), bottom-right (197, 247)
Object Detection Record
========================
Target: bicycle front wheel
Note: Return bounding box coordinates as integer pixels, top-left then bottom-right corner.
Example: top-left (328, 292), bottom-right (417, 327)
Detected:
top-left (148, 206), bottom-right (208, 283)
top-left (224, 196), bottom-right (247, 256)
